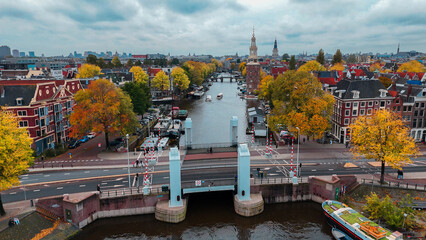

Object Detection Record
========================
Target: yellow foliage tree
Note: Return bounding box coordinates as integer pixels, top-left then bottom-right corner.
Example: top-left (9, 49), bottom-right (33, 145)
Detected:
top-left (152, 70), bottom-right (170, 93)
top-left (397, 60), bottom-right (425, 72)
top-left (349, 109), bottom-right (419, 184)
top-left (329, 63), bottom-right (345, 71)
top-left (297, 60), bottom-right (326, 72)
top-left (76, 64), bottom-right (102, 78)
top-left (0, 107), bottom-right (34, 215)
top-left (369, 62), bottom-right (382, 72)
top-left (258, 75), bottom-right (274, 101)
top-left (238, 62), bottom-right (246, 72)
top-left (242, 67), bottom-right (246, 77)
top-left (211, 59), bottom-right (223, 68)
top-left (171, 67), bottom-right (190, 92)
top-left (260, 69), bottom-right (267, 80)
top-left (129, 66), bottom-right (148, 84)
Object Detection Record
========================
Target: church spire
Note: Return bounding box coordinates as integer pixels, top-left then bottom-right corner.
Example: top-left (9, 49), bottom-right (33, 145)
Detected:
top-left (272, 37), bottom-right (279, 59)
top-left (248, 27), bottom-right (258, 62)
top-left (397, 43), bottom-right (400, 54)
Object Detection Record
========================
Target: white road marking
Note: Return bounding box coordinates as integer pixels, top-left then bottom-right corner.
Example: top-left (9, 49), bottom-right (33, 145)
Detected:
top-left (116, 178), bottom-right (124, 181)
top-left (64, 173), bottom-right (70, 175)
top-left (101, 182), bottom-right (108, 185)
top-left (329, 169), bottom-right (334, 171)
top-left (22, 177), bottom-right (28, 180)
top-left (79, 185), bottom-right (86, 188)
top-left (113, 185), bottom-right (124, 188)
top-left (33, 189), bottom-right (40, 192)
top-left (268, 173), bottom-right (278, 176)
top-left (22, 174), bottom-right (28, 177)
top-left (9, 192), bottom-right (16, 195)
top-left (57, 187), bottom-right (63, 190)
top-left (163, 176), bottom-right (169, 179)
top-left (122, 181), bottom-right (128, 183)
top-left (103, 170), bottom-right (109, 172)
top-left (44, 175), bottom-right (50, 177)
top-left (311, 169), bottom-right (317, 172)
top-left (84, 171), bottom-right (90, 173)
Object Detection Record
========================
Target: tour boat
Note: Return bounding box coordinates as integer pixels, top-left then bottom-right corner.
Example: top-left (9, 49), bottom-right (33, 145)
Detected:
top-left (322, 200), bottom-right (402, 240)
top-left (206, 95), bottom-right (212, 102)
top-left (217, 93), bottom-right (223, 99)
top-left (167, 119), bottom-right (182, 139)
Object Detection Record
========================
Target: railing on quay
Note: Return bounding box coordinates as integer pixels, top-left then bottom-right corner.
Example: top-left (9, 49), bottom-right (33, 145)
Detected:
top-left (99, 186), bottom-right (167, 199)
top-left (184, 142), bottom-right (236, 150)
top-left (181, 178), bottom-right (236, 189)
top-left (253, 177), bottom-right (308, 185)
top-left (361, 178), bottom-right (426, 191)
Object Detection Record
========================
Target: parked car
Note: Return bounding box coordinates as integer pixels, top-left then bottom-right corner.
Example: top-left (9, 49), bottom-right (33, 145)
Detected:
top-left (86, 132), bottom-right (96, 139)
top-left (68, 140), bottom-right (81, 149)
top-left (79, 136), bottom-right (90, 143)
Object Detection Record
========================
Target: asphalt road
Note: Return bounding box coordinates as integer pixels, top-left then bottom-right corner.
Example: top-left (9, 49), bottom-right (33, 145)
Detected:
top-left (2, 157), bottom-right (426, 203)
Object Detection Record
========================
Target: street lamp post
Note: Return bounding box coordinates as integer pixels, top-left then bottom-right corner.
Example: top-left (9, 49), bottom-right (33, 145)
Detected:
top-left (126, 134), bottom-right (131, 188)
top-left (403, 213), bottom-right (408, 229)
top-left (296, 127), bottom-right (300, 177)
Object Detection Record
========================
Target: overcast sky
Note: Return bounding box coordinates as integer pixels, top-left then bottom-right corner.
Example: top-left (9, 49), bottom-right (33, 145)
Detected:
top-left (0, 0), bottom-right (425, 57)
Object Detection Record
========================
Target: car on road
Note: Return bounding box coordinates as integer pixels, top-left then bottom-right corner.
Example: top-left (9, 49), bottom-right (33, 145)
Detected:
top-left (68, 140), bottom-right (81, 149)
top-left (79, 136), bottom-right (90, 143)
top-left (86, 132), bottom-right (96, 139)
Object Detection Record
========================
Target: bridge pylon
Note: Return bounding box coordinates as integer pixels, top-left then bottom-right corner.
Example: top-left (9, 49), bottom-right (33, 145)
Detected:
top-left (230, 116), bottom-right (238, 146)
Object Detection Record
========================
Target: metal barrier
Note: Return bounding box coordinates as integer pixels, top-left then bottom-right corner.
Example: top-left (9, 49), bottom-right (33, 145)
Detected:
top-left (184, 142), bottom-right (235, 150)
top-left (181, 178), bottom-right (236, 189)
top-left (253, 177), bottom-right (308, 185)
top-left (361, 178), bottom-right (426, 191)
top-left (100, 186), bottom-right (166, 198)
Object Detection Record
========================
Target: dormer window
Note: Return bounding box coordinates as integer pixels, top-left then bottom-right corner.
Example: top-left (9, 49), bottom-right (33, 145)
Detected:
top-left (336, 90), bottom-right (346, 98)
top-left (16, 97), bottom-right (23, 106)
top-left (379, 89), bottom-right (387, 98)
top-left (352, 90), bottom-right (360, 99)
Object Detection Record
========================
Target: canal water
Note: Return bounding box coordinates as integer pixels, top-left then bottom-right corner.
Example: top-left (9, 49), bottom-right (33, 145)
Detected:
top-left (177, 73), bottom-right (257, 145)
top-left (76, 191), bottom-right (333, 239)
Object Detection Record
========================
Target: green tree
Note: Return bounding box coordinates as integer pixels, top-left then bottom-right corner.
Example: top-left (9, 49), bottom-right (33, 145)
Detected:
top-left (121, 81), bottom-right (151, 115)
top-left (86, 54), bottom-right (97, 64)
top-left (230, 62), bottom-right (236, 71)
top-left (96, 58), bottom-right (106, 68)
top-left (316, 49), bottom-right (325, 65)
top-left (70, 79), bottom-right (138, 150)
top-left (112, 56), bottom-right (122, 68)
top-left (289, 55), bottom-right (296, 70)
top-left (134, 60), bottom-right (142, 66)
top-left (170, 58), bottom-right (179, 65)
top-left (144, 59), bottom-right (153, 66)
top-left (282, 53), bottom-right (290, 61)
top-left (332, 49), bottom-right (342, 65)
top-left (0, 107), bottom-right (34, 215)
top-left (126, 59), bottom-right (133, 67)
top-left (347, 54), bottom-right (357, 64)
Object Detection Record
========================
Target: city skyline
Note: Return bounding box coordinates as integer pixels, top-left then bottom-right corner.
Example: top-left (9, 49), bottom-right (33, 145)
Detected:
top-left (0, 0), bottom-right (425, 56)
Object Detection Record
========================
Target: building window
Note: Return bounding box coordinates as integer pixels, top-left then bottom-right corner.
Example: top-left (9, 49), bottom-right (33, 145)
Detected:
top-left (344, 118), bottom-right (350, 125)
top-left (416, 103), bottom-right (419, 108)
top-left (380, 101), bottom-right (385, 107)
top-left (413, 119), bottom-right (417, 128)
top-left (420, 110), bottom-right (424, 116)
top-left (40, 119), bottom-right (45, 127)
top-left (352, 109), bottom-right (358, 116)
top-left (345, 102), bottom-right (351, 108)
top-left (360, 109), bottom-right (365, 116)
top-left (408, 106), bottom-right (412, 112)
top-left (36, 130), bottom-right (41, 137)
top-left (19, 121), bottom-right (28, 127)
top-left (368, 101), bottom-right (373, 107)
top-left (353, 102), bottom-right (358, 108)
top-left (419, 119), bottom-right (423, 128)
top-left (387, 100), bottom-right (391, 105)
top-left (375, 101), bottom-right (379, 105)
top-left (396, 99), bottom-right (400, 104)
top-left (414, 110), bottom-right (418, 117)
top-left (397, 106), bottom-right (401, 112)
top-left (403, 106), bottom-right (407, 112)
top-left (35, 119), bottom-right (39, 126)
top-left (361, 102), bottom-right (366, 107)
top-left (422, 103), bottom-right (425, 108)
top-left (16, 98), bottom-right (23, 106)
top-left (17, 110), bottom-right (27, 116)
top-left (345, 110), bottom-right (350, 116)
top-left (367, 109), bottom-right (372, 115)
top-left (34, 109), bottom-right (38, 115)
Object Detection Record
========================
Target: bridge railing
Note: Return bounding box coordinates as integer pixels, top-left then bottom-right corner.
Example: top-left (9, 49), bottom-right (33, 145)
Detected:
top-left (253, 177), bottom-right (308, 185)
top-left (184, 142), bottom-right (236, 150)
top-left (361, 178), bottom-right (426, 191)
top-left (99, 186), bottom-right (166, 199)
top-left (181, 178), bottom-right (236, 189)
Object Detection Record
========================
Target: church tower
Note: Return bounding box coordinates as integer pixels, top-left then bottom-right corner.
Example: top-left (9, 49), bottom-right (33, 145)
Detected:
top-left (272, 38), bottom-right (279, 59)
top-left (246, 28), bottom-right (261, 94)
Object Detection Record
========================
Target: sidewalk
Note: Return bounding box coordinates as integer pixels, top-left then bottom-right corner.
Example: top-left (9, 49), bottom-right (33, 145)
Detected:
top-left (0, 200), bottom-right (35, 232)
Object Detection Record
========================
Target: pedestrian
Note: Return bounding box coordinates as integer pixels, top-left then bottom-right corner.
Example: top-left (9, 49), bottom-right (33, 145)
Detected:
top-left (136, 160), bottom-right (139, 167)
top-left (132, 161), bottom-right (135, 167)
top-left (8, 218), bottom-right (14, 227)
top-left (345, 142), bottom-right (349, 148)
top-left (14, 218), bottom-right (19, 225)
top-left (303, 138), bottom-right (305, 143)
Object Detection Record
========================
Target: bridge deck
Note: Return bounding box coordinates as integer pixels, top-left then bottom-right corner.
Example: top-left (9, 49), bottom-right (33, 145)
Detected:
top-left (183, 185), bottom-right (235, 194)
top-left (184, 152), bottom-right (237, 161)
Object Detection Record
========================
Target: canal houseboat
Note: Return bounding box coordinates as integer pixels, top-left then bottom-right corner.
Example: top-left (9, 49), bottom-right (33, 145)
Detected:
top-left (177, 110), bottom-right (188, 120)
top-left (153, 117), bottom-right (172, 135)
top-left (140, 137), bottom-right (159, 151)
top-left (322, 200), bottom-right (402, 240)
top-left (217, 93), bottom-right (223, 99)
top-left (157, 137), bottom-right (169, 149)
top-left (206, 95), bottom-right (212, 102)
top-left (167, 119), bottom-right (182, 139)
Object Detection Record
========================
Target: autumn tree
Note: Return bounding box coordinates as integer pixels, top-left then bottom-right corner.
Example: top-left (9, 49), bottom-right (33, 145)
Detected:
top-left (112, 56), bottom-right (122, 68)
top-left (76, 64), bottom-right (102, 78)
top-left (171, 67), bottom-right (190, 92)
top-left (182, 61), bottom-right (213, 86)
top-left (289, 55), bottom-right (296, 70)
top-left (230, 63), bottom-right (236, 71)
top-left (329, 63), bottom-right (345, 71)
top-left (297, 60), bottom-right (326, 72)
top-left (349, 109), bottom-right (419, 184)
top-left (397, 60), bottom-right (425, 72)
top-left (211, 59), bottom-right (223, 69)
top-left (0, 108), bottom-right (34, 215)
top-left (70, 79), bottom-right (138, 150)
top-left (316, 49), bottom-right (325, 65)
top-left (122, 81), bottom-right (150, 115)
top-left (369, 61), bottom-right (382, 72)
top-left (129, 66), bottom-right (149, 85)
top-left (269, 71), bottom-right (335, 138)
top-left (347, 54), bottom-right (357, 64)
top-left (258, 75), bottom-right (274, 101)
top-left (96, 58), bottom-right (106, 68)
top-left (238, 62), bottom-right (246, 73)
top-left (332, 49), bottom-right (342, 65)
top-left (152, 70), bottom-right (170, 97)
top-left (378, 76), bottom-right (392, 88)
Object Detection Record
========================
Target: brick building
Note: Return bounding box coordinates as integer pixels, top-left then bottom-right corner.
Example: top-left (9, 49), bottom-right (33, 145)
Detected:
top-left (246, 30), bottom-right (260, 94)
top-left (0, 79), bottom-right (82, 154)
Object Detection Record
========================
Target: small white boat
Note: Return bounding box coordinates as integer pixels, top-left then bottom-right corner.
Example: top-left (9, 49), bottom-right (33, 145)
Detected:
top-left (206, 95), bottom-right (212, 102)
top-left (217, 93), bottom-right (223, 99)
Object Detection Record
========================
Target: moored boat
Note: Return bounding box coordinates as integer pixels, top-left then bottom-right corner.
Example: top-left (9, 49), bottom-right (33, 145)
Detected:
top-left (217, 93), bottom-right (223, 99)
top-left (332, 228), bottom-right (353, 240)
top-left (206, 95), bottom-right (212, 102)
top-left (322, 200), bottom-right (402, 240)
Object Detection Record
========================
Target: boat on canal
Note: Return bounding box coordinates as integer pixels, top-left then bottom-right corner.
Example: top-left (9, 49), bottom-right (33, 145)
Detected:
top-left (322, 200), bottom-right (402, 240)
top-left (153, 117), bottom-right (172, 135)
top-left (167, 119), bottom-right (182, 139)
top-left (206, 95), bottom-right (212, 102)
top-left (217, 93), bottom-right (223, 99)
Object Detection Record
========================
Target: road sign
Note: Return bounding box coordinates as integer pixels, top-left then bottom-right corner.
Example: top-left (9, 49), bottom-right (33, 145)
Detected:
top-left (195, 180), bottom-right (201, 186)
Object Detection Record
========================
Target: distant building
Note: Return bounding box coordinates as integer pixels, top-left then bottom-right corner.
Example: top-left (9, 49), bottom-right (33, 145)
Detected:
top-left (272, 38), bottom-right (279, 59)
top-left (0, 45), bottom-right (11, 58)
top-left (12, 49), bottom-right (19, 58)
top-left (19, 52), bottom-right (25, 57)
top-left (28, 51), bottom-right (35, 57)
top-left (246, 29), bottom-right (261, 94)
